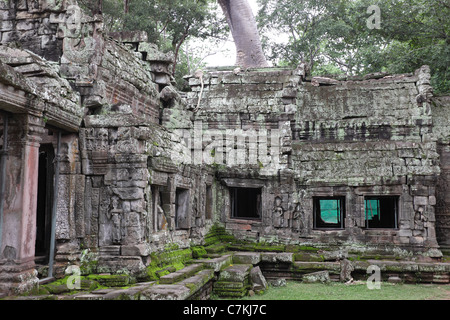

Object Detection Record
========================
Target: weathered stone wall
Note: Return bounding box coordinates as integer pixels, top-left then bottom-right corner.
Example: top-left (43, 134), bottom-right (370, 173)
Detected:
top-left (0, 0), bottom-right (66, 62)
top-left (432, 96), bottom-right (450, 247)
top-left (0, 0), bottom-right (448, 297)
top-left (184, 65), bottom-right (443, 254)
top-left (291, 66), bottom-right (440, 251)
top-left (0, 0), bottom-right (212, 294)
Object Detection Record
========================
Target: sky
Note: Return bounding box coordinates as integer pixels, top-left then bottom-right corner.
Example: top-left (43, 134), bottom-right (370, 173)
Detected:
top-left (201, 0), bottom-right (260, 67)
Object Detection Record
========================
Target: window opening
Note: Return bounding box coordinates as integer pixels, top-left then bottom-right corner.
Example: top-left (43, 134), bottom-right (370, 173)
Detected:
top-left (313, 197), bottom-right (345, 229)
top-left (365, 196), bottom-right (398, 229)
top-left (230, 187), bottom-right (261, 219)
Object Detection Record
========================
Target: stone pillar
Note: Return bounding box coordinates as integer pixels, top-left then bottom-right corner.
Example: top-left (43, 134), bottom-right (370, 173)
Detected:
top-left (0, 113), bottom-right (44, 295)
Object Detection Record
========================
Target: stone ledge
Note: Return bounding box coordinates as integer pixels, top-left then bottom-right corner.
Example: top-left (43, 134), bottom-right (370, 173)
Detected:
top-left (233, 252), bottom-right (261, 265)
top-left (159, 263), bottom-right (203, 284)
top-left (140, 284), bottom-right (191, 300)
top-left (194, 254), bottom-right (233, 272)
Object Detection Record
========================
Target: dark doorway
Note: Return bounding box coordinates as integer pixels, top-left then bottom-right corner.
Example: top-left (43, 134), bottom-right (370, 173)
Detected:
top-left (230, 187), bottom-right (262, 219)
top-left (35, 144), bottom-right (54, 264)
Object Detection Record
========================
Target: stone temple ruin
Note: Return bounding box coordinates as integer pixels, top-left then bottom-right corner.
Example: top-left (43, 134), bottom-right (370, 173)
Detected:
top-left (0, 1), bottom-right (449, 298)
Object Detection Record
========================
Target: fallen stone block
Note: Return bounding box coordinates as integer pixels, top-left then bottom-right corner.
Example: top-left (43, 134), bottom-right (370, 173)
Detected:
top-left (388, 276), bottom-right (402, 284)
top-left (250, 266), bottom-right (268, 292)
top-left (269, 278), bottom-right (286, 287)
top-left (302, 271), bottom-right (330, 283)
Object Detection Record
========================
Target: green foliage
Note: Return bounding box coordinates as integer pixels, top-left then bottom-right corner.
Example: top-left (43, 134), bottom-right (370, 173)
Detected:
top-left (257, 0), bottom-right (449, 94)
top-left (102, 0), bottom-right (227, 90)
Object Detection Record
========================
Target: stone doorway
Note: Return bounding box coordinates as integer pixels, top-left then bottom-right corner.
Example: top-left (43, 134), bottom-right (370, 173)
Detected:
top-left (35, 144), bottom-right (55, 265)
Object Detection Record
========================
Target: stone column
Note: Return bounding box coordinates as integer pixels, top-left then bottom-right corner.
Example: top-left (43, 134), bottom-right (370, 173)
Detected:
top-left (0, 113), bottom-right (44, 295)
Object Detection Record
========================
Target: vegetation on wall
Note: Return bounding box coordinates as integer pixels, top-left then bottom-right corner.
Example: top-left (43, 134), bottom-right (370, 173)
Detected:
top-left (257, 0), bottom-right (449, 94)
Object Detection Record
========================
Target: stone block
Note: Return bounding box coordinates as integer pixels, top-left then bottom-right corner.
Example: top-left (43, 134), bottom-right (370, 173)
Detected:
top-left (233, 252), bottom-right (261, 265)
top-left (102, 286), bottom-right (148, 300)
top-left (159, 271), bottom-right (186, 284)
top-left (218, 264), bottom-right (252, 282)
top-left (410, 185), bottom-right (429, 196)
top-left (86, 274), bottom-right (130, 287)
top-left (16, 20), bottom-right (36, 31)
top-left (302, 271), bottom-right (330, 283)
top-left (414, 196), bottom-right (428, 206)
top-left (73, 294), bottom-right (104, 300)
top-left (179, 269), bottom-right (214, 294)
top-left (429, 195), bottom-right (436, 206)
top-left (388, 276), bottom-right (402, 284)
top-left (121, 244), bottom-right (150, 256)
top-left (112, 187), bottom-right (144, 200)
top-left (250, 266), bottom-right (268, 291)
top-left (195, 254), bottom-right (233, 272)
top-left (260, 252), bottom-right (293, 263)
top-left (140, 284), bottom-right (191, 300)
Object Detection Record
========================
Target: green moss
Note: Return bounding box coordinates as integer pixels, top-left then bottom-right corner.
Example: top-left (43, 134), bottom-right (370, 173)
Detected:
top-left (204, 224), bottom-right (236, 246)
top-left (297, 246), bottom-right (321, 252)
top-left (144, 247), bottom-right (193, 281)
top-left (40, 276), bottom-right (101, 295)
top-left (86, 274), bottom-right (130, 287)
top-left (253, 244), bottom-right (285, 252)
top-left (191, 246), bottom-right (207, 258)
top-left (205, 243), bottom-right (227, 254)
top-left (294, 252), bottom-right (324, 262)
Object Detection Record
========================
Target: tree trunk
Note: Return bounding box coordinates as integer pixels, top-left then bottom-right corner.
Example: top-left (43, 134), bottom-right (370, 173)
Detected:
top-left (218, 0), bottom-right (268, 68)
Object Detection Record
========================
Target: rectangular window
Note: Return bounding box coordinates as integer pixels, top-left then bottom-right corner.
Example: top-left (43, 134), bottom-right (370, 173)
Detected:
top-left (313, 197), bottom-right (345, 229)
top-left (364, 196), bottom-right (398, 229)
top-left (230, 187), bottom-right (262, 219)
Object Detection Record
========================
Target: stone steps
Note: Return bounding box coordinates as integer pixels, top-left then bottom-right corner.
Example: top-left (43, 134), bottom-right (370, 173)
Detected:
top-left (213, 264), bottom-right (253, 298)
top-left (5, 249), bottom-right (450, 300)
top-left (158, 263), bottom-right (204, 284)
top-left (141, 265), bottom-right (214, 300)
top-left (191, 254), bottom-right (233, 272)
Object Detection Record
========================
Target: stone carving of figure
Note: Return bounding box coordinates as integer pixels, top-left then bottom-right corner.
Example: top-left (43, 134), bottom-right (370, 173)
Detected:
top-left (108, 196), bottom-right (123, 244)
top-left (59, 4), bottom-right (101, 81)
top-left (414, 206), bottom-right (427, 236)
top-left (97, 128), bottom-right (109, 151)
top-left (273, 196), bottom-right (285, 228)
top-left (291, 202), bottom-right (304, 233)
